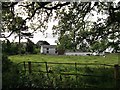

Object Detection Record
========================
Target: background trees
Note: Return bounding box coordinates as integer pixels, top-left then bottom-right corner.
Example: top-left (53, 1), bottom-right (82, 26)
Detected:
top-left (1, 2), bottom-right (120, 53)
top-left (26, 38), bottom-right (36, 54)
top-left (2, 39), bottom-right (19, 55)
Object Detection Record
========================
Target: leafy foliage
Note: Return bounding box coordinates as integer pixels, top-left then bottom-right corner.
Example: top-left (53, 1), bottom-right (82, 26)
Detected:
top-left (2, 40), bottom-right (19, 55)
top-left (1, 2), bottom-right (120, 52)
top-left (53, 2), bottom-right (120, 53)
top-left (26, 39), bottom-right (34, 54)
top-left (2, 54), bottom-right (22, 89)
top-left (2, 39), bottom-right (39, 55)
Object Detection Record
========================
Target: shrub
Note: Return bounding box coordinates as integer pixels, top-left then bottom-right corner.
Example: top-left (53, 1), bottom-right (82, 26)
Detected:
top-left (2, 54), bottom-right (28, 89)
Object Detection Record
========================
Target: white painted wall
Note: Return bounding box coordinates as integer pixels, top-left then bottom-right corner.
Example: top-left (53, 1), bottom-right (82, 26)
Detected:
top-left (41, 46), bottom-right (43, 53)
top-left (65, 52), bottom-right (92, 56)
top-left (41, 46), bottom-right (57, 55)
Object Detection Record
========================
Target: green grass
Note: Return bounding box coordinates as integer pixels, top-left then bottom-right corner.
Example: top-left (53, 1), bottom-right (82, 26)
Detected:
top-left (8, 53), bottom-right (119, 88)
top-left (9, 53), bottom-right (119, 65)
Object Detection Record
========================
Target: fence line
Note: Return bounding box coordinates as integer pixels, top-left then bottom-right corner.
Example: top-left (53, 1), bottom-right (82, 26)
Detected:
top-left (17, 61), bottom-right (120, 88)
top-left (17, 61), bottom-right (117, 77)
top-left (18, 61), bottom-right (114, 66)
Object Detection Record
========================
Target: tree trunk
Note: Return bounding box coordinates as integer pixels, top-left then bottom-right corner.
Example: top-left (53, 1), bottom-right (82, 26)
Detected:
top-left (18, 29), bottom-right (21, 54)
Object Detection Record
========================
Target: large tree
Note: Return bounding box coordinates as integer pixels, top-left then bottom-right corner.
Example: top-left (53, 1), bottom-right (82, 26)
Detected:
top-left (2, 2), bottom-right (70, 38)
top-left (2, 2), bottom-right (70, 53)
top-left (53, 2), bottom-right (120, 53)
top-left (53, 2), bottom-right (93, 51)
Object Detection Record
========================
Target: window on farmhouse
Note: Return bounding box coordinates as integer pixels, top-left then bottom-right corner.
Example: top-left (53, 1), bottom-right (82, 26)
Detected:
top-left (47, 50), bottom-right (49, 53)
top-left (55, 48), bottom-right (57, 53)
top-left (47, 48), bottom-right (49, 50)
top-left (46, 48), bottom-right (49, 53)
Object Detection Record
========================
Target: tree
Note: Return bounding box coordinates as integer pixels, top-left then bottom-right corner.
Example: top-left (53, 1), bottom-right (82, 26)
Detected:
top-left (2, 2), bottom-right (70, 38)
top-left (26, 38), bottom-right (35, 54)
top-left (2, 2), bottom-right (70, 54)
top-left (89, 2), bottom-right (120, 53)
top-left (57, 35), bottom-right (73, 50)
top-left (2, 39), bottom-right (12, 55)
top-left (53, 2), bottom-right (95, 51)
top-left (53, 2), bottom-right (120, 53)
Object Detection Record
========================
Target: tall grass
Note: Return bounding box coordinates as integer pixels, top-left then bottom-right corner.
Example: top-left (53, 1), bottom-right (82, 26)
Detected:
top-left (5, 53), bottom-right (119, 88)
top-left (11, 61), bottom-right (116, 88)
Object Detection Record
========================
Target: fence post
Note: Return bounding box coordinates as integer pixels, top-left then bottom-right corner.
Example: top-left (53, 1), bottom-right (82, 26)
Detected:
top-left (75, 62), bottom-right (78, 87)
top-left (45, 62), bottom-right (50, 80)
top-left (114, 64), bottom-right (119, 88)
top-left (23, 61), bottom-right (26, 73)
top-left (28, 61), bottom-right (32, 74)
top-left (28, 61), bottom-right (32, 89)
top-left (75, 62), bottom-right (77, 74)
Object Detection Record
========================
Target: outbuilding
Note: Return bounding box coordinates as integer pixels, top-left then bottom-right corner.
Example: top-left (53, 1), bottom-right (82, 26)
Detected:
top-left (65, 51), bottom-right (92, 56)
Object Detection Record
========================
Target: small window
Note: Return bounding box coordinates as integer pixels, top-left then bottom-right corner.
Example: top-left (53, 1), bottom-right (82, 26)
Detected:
top-left (47, 50), bottom-right (49, 53)
top-left (55, 50), bottom-right (57, 53)
top-left (55, 48), bottom-right (57, 53)
top-left (47, 48), bottom-right (49, 50)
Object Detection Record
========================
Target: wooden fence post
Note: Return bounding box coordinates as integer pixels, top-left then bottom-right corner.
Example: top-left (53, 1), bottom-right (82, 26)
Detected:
top-left (23, 61), bottom-right (26, 73)
top-left (45, 62), bottom-right (50, 80)
top-left (114, 64), bottom-right (120, 88)
top-left (75, 62), bottom-right (78, 87)
top-left (28, 61), bottom-right (32, 74)
top-left (28, 61), bottom-right (32, 89)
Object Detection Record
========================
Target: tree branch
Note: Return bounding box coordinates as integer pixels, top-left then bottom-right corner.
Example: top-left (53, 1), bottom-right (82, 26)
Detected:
top-left (2, 2), bottom-right (18, 8)
top-left (43, 2), bottom-right (70, 10)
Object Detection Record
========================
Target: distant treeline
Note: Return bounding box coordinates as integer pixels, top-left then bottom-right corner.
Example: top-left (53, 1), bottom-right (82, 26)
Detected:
top-left (2, 39), bottom-right (40, 55)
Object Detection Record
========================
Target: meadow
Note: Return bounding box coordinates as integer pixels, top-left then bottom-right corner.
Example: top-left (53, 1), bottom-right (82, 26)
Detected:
top-left (6, 53), bottom-right (119, 88)
top-left (9, 53), bottom-right (119, 65)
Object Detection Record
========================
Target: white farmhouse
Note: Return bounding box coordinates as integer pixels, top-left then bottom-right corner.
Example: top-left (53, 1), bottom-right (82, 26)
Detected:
top-left (41, 45), bottom-right (58, 55)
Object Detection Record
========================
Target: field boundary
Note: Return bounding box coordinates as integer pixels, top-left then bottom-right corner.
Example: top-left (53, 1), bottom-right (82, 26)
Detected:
top-left (17, 61), bottom-right (120, 88)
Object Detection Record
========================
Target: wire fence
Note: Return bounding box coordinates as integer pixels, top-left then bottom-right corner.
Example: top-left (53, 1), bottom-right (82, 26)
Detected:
top-left (17, 61), bottom-right (120, 88)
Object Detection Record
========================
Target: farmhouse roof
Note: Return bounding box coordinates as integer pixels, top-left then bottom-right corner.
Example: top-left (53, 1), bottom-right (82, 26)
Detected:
top-left (36, 40), bottom-right (50, 46)
top-left (41, 45), bottom-right (57, 48)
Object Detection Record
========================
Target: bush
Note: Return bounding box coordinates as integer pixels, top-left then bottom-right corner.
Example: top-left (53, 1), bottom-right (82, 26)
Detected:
top-left (35, 48), bottom-right (40, 54)
top-left (2, 54), bottom-right (27, 89)
top-left (2, 54), bottom-right (13, 72)
top-left (18, 65), bottom-right (114, 88)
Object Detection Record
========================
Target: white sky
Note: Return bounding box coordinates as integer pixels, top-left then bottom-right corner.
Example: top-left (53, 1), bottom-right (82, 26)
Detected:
top-left (2, 20), bottom-right (58, 45)
top-left (28, 20), bottom-right (58, 45)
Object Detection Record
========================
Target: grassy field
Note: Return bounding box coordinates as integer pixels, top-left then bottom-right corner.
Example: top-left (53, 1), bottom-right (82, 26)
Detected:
top-left (8, 53), bottom-right (119, 88)
top-left (9, 53), bottom-right (119, 65)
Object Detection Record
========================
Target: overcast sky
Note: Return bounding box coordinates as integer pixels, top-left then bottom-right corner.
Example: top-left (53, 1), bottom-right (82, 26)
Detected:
top-left (2, 20), bottom-right (58, 45)
top-left (1, 20), bottom-right (58, 45)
